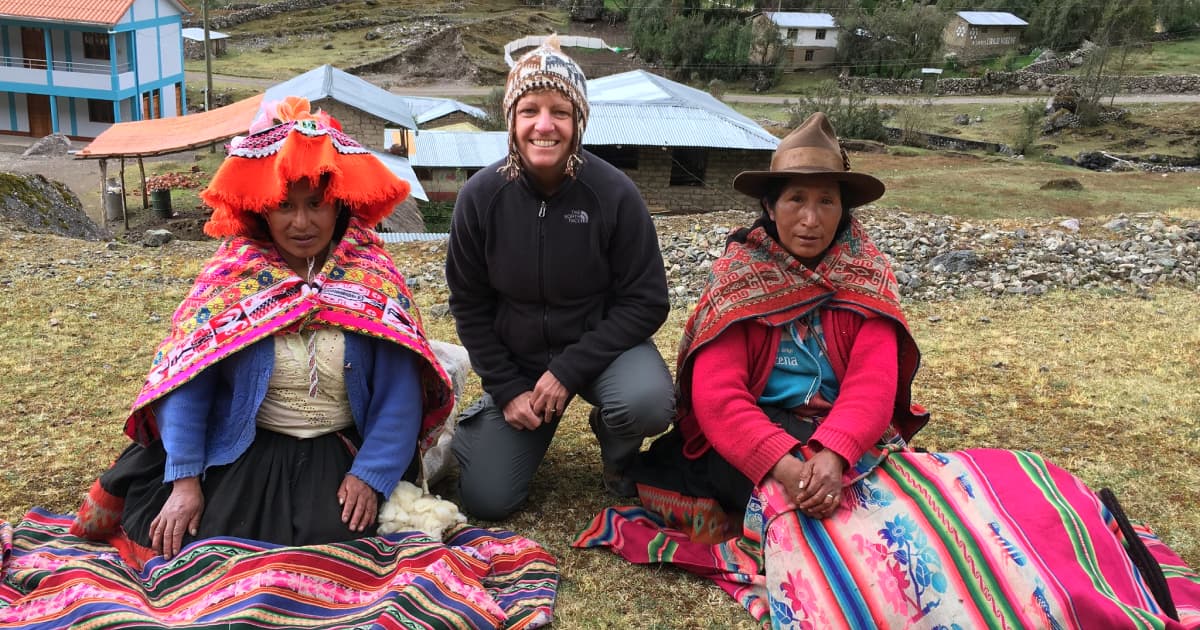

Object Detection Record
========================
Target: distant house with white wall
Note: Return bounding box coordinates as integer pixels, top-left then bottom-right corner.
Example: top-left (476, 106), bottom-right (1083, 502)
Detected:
top-left (765, 12), bottom-right (838, 70)
top-left (0, 0), bottom-right (190, 139)
top-left (943, 11), bottom-right (1028, 63)
top-left (181, 27), bottom-right (227, 60)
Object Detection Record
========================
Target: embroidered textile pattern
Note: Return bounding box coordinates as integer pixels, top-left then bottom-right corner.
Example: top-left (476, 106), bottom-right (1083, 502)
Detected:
top-left (125, 221), bottom-right (453, 453)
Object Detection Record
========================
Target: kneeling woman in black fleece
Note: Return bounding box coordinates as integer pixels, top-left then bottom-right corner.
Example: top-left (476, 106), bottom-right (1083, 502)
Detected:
top-left (445, 36), bottom-right (674, 520)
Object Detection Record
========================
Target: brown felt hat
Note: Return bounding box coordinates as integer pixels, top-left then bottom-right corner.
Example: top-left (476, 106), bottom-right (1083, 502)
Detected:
top-left (733, 112), bottom-right (885, 208)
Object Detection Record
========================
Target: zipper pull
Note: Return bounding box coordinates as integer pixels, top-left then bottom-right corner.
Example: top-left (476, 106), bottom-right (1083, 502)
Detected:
top-left (538, 201), bottom-right (546, 218)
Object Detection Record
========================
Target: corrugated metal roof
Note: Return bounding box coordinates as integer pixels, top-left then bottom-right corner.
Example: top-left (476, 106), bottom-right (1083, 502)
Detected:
top-left (766, 12), bottom-right (835, 29)
top-left (78, 94), bottom-right (264, 158)
top-left (378, 232), bottom-right (449, 243)
top-left (587, 70), bottom-right (778, 150)
top-left (401, 70), bottom-right (778, 169)
top-left (409, 131), bottom-right (507, 168)
top-left (957, 11), bottom-right (1028, 26)
top-left (371, 151), bottom-right (428, 201)
top-left (181, 27), bottom-right (229, 41)
top-left (397, 96), bottom-right (487, 125)
top-left (0, 0), bottom-right (190, 25)
top-left (265, 65), bottom-right (417, 130)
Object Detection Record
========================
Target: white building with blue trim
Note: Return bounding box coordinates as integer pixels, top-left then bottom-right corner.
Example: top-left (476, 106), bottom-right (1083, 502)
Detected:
top-left (0, 0), bottom-right (190, 139)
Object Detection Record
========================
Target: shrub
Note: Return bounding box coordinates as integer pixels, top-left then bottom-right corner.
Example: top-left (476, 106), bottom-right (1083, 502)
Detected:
top-left (786, 81), bottom-right (887, 142)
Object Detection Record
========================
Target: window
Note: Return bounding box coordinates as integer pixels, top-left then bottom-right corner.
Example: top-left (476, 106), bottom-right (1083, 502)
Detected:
top-left (805, 49), bottom-right (815, 62)
top-left (815, 29), bottom-right (827, 40)
top-left (669, 149), bottom-right (706, 187)
top-left (82, 33), bottom-right (110, 60)
top-left (786, 28), bottom-right (798, 40)
top-left (413, 167), bottom-right (432, 181)
top-left (588, 146), bottom-right (639, 170)
top-left (87, 99), bottom-right (114, 123)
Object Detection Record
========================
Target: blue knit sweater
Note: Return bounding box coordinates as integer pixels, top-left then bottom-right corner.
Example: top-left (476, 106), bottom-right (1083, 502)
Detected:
top-left (154, 332), bottom-right (421, 496)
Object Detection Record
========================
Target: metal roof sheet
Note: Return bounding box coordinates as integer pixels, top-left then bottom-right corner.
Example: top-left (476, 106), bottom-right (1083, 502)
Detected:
top-left (396, 96), bottom-right (487, 125)
top-left (587, 70), bottom-right (778, 150)
top-left (409, 131), bottom-right (507, 168)
top-left (379, 232), bottom-right (449, 243)
top-left (956, 11), bottom-right (1028, 26)
top-left (766, 12), bottom-right (835, 29)
top-left (0, 0), bottom-right (190, 25)
top-left (181, 27), bottom-right (229, 41)
top-left (265, 65), bottom-right (417, 130)
top-left (371, 151), bottom-right (428, 201)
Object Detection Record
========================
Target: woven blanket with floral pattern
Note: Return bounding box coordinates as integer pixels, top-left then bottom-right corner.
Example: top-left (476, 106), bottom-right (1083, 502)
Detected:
top-left (575, 449), bottom-right (1200, 629)
top-left (0, 510), bottom-right (556, 629)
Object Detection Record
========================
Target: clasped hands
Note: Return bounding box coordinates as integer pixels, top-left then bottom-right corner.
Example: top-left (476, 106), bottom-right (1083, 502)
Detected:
top-left (771, 448), bottom-right (848, 520)
top-left (502, 371), bottom-right (569, 430)
top-left (149, 472), bottom-right (377, 560)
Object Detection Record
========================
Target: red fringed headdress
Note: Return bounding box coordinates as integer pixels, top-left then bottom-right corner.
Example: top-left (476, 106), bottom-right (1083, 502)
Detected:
top-left (201, 96), bottom-right (409, 238)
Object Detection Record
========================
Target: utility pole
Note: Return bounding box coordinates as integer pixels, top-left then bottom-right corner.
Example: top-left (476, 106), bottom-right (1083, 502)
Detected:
top-left (203, 0), bottom-right (215, 152)
top-left (203, 0), bottom-right (213, 112)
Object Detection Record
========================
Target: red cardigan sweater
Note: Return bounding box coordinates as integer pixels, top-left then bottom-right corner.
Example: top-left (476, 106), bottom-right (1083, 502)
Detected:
top-left (680, 308), bottom-right (899, 485)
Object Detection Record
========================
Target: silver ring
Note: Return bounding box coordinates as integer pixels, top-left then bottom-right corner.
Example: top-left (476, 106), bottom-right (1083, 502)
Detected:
top-left (825, 493), bottom-right (835, 501)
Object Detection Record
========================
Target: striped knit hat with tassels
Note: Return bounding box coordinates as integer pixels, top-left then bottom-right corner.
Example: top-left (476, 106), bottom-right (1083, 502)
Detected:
top-left (201, 96), bottom-right (410, 239)
top-left (498, 34), bottom-right (589, 180)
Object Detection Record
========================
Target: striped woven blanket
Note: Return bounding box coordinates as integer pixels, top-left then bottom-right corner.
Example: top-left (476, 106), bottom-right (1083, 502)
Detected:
top-left (575, 449), bottom-right (1200, 629)
top-left (1, 510), bottom-right (556, 629)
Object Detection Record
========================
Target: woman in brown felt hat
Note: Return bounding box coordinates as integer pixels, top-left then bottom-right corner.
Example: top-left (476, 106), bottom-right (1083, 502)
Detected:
top-left (577, 113), bottom-right (1200, 629)
top-left (623, 111), bottom-right (927, 529)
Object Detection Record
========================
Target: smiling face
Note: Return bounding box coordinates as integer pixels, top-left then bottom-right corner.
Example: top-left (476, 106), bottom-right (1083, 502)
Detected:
top-left (265, 177), bottom-right (339, 278)
top-left (766, 174), bottom-right (845, 268)
top-left (512, 89), bottom-right (576, 192)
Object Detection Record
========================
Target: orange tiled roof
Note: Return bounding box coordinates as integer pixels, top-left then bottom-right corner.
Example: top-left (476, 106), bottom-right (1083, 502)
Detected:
top-left (77, 94), bottom-right (264, 159)
top-left (0, 0), bottom-right (191, 26)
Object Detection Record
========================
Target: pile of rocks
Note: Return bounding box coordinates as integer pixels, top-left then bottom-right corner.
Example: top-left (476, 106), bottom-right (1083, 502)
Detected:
top-left (655, 209), bottom-right (1199, 306)
top-left (394, 209), bottom-right (1199, 311)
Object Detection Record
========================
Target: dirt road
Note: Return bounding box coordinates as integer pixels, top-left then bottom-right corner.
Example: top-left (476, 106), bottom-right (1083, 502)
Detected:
top-left (186, 71), bottom-right (1200, 105)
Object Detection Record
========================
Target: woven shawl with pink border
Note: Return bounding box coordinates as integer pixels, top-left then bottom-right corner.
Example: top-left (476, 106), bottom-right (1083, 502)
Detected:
top-left (123, 222), bottom-right (454, 452)
top-left (676, 219), bottom-right (926, 441)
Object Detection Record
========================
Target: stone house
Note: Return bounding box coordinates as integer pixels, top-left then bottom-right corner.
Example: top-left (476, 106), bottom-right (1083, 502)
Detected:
top-left (943, 11), bottom-right (1028, 64)
top-left (392, 70), bottom-right (778, 215)
top-left (264, 65), bottom-right (418, 153)
top-left (763, 12), bottom-right (838, 70)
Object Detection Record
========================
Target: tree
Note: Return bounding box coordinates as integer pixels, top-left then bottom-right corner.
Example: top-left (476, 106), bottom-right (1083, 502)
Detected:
top-left (628, 0), bottom-right (779, 83)
top-left (1077, 0), bottom-right (1155, 117)
top-left (1152, 0), bottom-right (1200, 33)
top-left (836, 4), bottom-right (948, 78)
top-left (1026, 0), bottom-right (1099, 51)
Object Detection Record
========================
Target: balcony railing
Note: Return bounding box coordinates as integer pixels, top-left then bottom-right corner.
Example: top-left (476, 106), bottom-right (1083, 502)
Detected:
top-left (1, 55), bottom-right (130, 74)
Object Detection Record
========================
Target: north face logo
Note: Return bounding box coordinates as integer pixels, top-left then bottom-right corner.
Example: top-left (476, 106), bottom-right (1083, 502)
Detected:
top-left (563, 209), bottom-right (589, 224)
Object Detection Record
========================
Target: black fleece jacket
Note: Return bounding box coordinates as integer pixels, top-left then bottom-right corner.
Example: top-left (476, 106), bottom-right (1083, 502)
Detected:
top-left (445, 152), bottom-right (669, 409)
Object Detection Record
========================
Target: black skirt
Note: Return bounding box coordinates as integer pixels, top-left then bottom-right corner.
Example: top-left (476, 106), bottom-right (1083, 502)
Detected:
top-left (630, 405), bottom-right (816, 512)
top-left (100, 427), bottom-right (401, 549)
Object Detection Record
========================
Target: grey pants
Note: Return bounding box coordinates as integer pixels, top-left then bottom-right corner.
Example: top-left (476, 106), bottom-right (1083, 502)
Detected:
top-left (451, 340), bottom-right (674, 521)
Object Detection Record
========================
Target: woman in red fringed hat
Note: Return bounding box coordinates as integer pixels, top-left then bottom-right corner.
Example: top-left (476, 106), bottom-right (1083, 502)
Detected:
top-left (70, 97), bottom-right (454, 563)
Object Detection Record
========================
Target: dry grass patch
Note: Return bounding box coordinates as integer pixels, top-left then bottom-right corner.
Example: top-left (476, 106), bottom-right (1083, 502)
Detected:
top-left (858, 151), bottom-right (1200, 219)
top-left (0, 226), bottom-right (1196, 627)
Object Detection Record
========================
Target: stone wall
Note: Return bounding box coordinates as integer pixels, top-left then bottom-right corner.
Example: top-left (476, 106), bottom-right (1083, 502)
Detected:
top-left (185, 0), bottom-right (354, 30)
top-left (626, 148), bottom-right (768, 214)
top-left (313, 99), bottom-right (399, 150)
top-left (422, 111), bottom-right (485, 130)
top-left (839, 71), bottom-right (1200, 96)
top-left (885, 127), bottom-right (1006, 154)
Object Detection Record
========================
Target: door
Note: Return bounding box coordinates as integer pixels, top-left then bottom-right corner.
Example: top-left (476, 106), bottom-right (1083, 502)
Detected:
top-left (21, 28), bottom-right (46, 70)
top-left (27, 94), bottom-right (52, 137)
